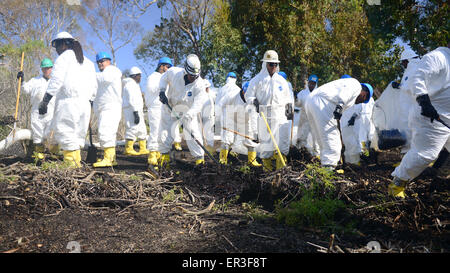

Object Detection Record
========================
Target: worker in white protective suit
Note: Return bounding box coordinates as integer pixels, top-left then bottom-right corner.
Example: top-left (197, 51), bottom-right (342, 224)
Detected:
top-left (217, 81), bottom-right (261, 167)
top-left (389, 45), bottom-right (450, 199)
top-left (279, 71), bottom-right (297, 148)
top-left (38, 31), bottom-right (97, 168)
top-left (390, 48), bottom-right (421, 156)
top-left (215, 72), bottom-right (240, 142)
top-left (158, 54), bottom-right (208, 166)
top-left (92, 51), bottom-right (123, 167)
top-left (200, 79), bottom-right (216, 157)
top-left (340, 96), bottom-right (375, 165)
top-left (305, 77), bottom-right (373, 169)
top-left (245, 50), bottom-right (294, 171)
top-left (295, 74), bottom-right (320, 157)
top-left (122, 66), bottom-right (149, 156)
top-left (18, 58), bottom-right (57, 160)
top-left (144, 57), bottom-right (173, 167)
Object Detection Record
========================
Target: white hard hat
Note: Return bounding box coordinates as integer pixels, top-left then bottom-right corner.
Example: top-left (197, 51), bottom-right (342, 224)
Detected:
top-left (261, 50), bottom-right (280, 63)
top-left (53, 31), bottom-right (74, 41)
top-left (400, 48), bottom-right (418, 61)
top-left (129, 66), bottom-right (142, 75)
top-left (185, 54), bottom-right (201, 76)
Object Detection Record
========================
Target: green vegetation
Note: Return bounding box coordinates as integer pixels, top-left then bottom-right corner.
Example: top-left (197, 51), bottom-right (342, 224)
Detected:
top-left (275, 163), bottom-right (348, 231)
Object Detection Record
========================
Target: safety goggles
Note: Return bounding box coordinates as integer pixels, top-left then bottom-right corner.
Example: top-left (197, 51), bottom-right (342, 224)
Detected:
top-left (268, 62), bottom-right (278, 67)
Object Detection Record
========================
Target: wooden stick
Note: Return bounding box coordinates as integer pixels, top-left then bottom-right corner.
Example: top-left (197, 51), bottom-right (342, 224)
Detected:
top-left (13, 52), bottom-right (25, 139)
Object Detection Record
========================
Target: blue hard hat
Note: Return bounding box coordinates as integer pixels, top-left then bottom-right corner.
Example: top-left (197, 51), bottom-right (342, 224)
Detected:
top-left (361, 83), bottom-right (374, 103)
top-left (341, 74), bottom-right (352, 79)
top-left (158, 57), bottom-right (173, 67)
top-left (278, 71), bottom-right (287, 80)
top-left (227, 72), bottom-right (237, 78)
top-left (242, 82), bottom-right (249, 93)
top-left (96, 51), bottom-right (111, 62)
top-left (308, 74), bottom-right (318, 82)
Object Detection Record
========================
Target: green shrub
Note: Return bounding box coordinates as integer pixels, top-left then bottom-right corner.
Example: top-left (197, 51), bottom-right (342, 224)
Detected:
top-left (275, 163), bottom-right (346, 230)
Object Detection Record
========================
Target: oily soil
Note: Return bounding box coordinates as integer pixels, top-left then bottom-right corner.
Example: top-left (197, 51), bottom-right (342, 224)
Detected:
top-left (0, 142), bottom-right (448, 253)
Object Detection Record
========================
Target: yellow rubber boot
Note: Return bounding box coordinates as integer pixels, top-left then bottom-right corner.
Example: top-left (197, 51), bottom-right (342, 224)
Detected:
top-left (174, 142), bottom-right (182, 151)
top-left (275, 153), bottom-right (287, 170)
top-left (148, 151), bottom-right (159, 166)
top-left (138, 139), bottom-right (150, 155)
top-left (32, 144), bottom-right (45, 160)
top-left (195, 158), bottom-right (205, 165)
top-left (219, 149), bottom-right (228, 165)
top-left (262, 158), bottom-right (273, 172)
top-left (63, 150), bottom-right (81, 168)
top-left (159, 153), bottom-right (170, 169)
top-left (361, 141), bottom-right (370, 157)
top-left (93, 147), bottom-right (116, 168)
top-left (388, 178), bottom-right (407, 199)
top-left (124, 140), bottom-right (140, 156)
top-left (248, 151), bottom-right (262, 167)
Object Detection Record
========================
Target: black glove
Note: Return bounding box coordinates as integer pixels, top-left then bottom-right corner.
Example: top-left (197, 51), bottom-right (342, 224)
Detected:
top-left (285, 103), bottom-right (293, 120)
top-left (416, 94), bottom-right (439, 122)
top-left (391, 81), bottom-right (400, 89)
top-left (17, 71), bottom-right (24, 82)
top-left (38, 93), bottom-right (53, 115)
top-left (133, 111), bottom-right (140, 124)
top-left (253, 98), bottom-right (260, 113)
top-left (333, 105), bottom-right (343, 120)
top-left (348, 114), bottom-right (357, 126)
top-left (159, 91), bottom-right (168, 105)
top-left (89, 100), bottom-right (94, 107)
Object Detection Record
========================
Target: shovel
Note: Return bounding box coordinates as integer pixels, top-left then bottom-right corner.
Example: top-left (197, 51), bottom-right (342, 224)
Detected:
top-left (13, 52), bottom-right (25, 140)
top-left (85, 115), bottom-right (98, 164)
top-left (336, 118), bottom-right (346, 166)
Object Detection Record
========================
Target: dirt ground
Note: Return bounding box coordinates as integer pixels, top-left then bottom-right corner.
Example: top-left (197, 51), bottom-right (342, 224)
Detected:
top-left (0, 141), bottom-right (448, 255)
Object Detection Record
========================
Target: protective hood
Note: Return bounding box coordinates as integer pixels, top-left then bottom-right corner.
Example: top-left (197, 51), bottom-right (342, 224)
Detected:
top-left (225, 77), bottom-right (237, 85)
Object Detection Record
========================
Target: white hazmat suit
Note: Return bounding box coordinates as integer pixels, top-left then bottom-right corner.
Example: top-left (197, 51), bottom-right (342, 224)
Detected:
top-left (122, 77), bottom-right (147, 141)
top-left (144, 71), bottom-right (163, 152)
top-left (23, 75), bottom-right (55, 144)
top-left (94, 65), bottom-right (123, 148)
top-left (305, 78), bottom-right (363, 167)
top-left (295, 86), bottom-right (320, 156)
top-left (46, 51), bottom-right (97, 151)
top-left (158, 67), bottom-right (208, 159)
top-left (392, 46), bottom-right (450, 181)
top-left (245, 63), bottom-right (293, 159)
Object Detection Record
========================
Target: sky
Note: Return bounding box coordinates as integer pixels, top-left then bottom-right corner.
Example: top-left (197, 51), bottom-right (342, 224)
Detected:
top-left (80, 3), bottom-right (163, 87)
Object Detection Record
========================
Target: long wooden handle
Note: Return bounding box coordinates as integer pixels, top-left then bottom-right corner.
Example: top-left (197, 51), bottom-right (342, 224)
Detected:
top-left (260, 111), bottom-right (286, 167)
top-left (14, 52), bottom-right (25, 122)
top-left (222, 127), bottom-right (257, 141)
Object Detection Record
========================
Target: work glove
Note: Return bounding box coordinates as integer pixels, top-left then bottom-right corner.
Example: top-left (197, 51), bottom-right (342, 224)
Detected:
top-left (333, 105), bottom-right (343, 120)
top-left (133, 111), bottom-right (140, 124)
top-left (391, 81), bottom-right (400, 89)
top-left (348, 114), bottom-right (357, 126)
top-left (416, 94), bottom-right (439, 122)
top-left (17, 71), bottom-right (24, 82)
top-left (159, 91), bottom-right (168, 105)
top-left (38, 93), bottom-right (53, 115)
top-left (253, 98), bottom-right (260, 113)
top-left (285, 103), bottom-right (294, 120)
